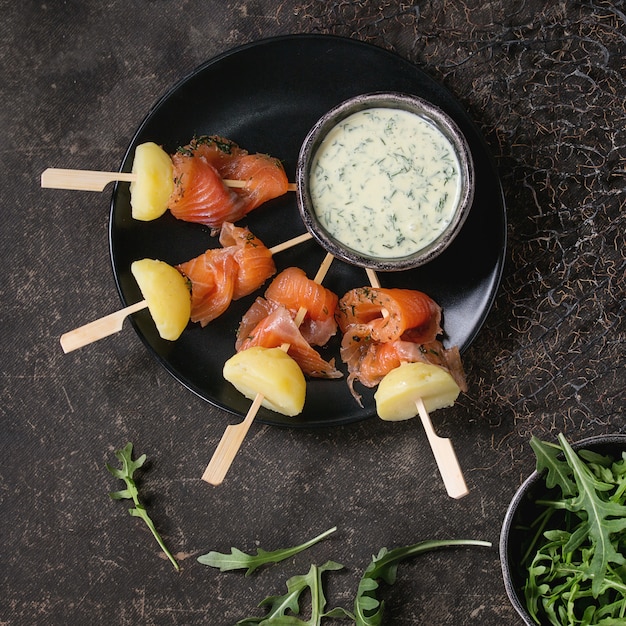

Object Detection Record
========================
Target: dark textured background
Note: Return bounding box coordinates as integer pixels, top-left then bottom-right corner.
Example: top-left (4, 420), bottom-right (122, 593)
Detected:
top-left (1, 1), bottom-right (624, 624)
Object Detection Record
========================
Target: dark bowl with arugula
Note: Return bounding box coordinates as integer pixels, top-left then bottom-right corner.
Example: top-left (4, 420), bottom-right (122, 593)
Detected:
top-left (499, 433), bottom-right (626, 626)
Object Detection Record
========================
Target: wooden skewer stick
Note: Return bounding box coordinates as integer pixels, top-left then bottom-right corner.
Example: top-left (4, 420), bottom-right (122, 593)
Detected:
top-left (60, 300), bottom-right (148, 354)
top-left (59, 232), bottom-right (314, 354)
top-left (365, 267), bottom-right (380, 289)
top-left (202, 252), bottom-right (335, 486)
top-left (267, 232), bottom-right (312, 254)
top-left (41, 168), bottom-right (297, 192)
top-left (415, 396), bottom-right (468, 499)
top-left (366, 267), bottom-right (468, 500)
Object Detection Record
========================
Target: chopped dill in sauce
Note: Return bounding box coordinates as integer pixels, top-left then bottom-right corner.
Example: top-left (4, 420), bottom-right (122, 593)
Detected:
top-left (309, 107), bottom-right (461, 259)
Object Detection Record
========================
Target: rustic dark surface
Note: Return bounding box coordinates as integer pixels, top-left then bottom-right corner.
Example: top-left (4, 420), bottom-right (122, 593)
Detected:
top-left (1, 1), bottom-right (625, 624)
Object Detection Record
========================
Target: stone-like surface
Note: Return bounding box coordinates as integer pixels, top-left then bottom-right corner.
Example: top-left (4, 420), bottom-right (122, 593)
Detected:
top-left (1, 1), bottom-right (624, 624)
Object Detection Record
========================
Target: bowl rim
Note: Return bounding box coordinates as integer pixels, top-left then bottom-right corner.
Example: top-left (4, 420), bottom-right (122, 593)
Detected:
top-left (295, 91), bottom-right (475, 271)
top-left (499, 433), bottom-right (626, 625)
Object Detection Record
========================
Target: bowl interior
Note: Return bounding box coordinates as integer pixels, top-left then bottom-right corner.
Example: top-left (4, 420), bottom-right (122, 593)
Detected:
top-left (296, 92), bottom-right (475, 271)
top-left (500, 434), bottom-right (626, 625)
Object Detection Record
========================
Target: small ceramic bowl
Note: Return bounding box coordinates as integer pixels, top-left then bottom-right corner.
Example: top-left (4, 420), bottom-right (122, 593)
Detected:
top-left (499, 434), bottom-right (626, 625)
top-left (296, 92), bottom-right (475, 271)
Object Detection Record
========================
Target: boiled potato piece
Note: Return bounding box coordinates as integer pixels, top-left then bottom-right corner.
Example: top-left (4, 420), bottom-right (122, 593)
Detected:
top-left (130, 142), bottom-right (174, 221)
top-left (131, 259), bottom-right (191, 341)
top-left (223, 347), bottom-right (306, 417)
top-left (375, 362), bottom-right (460, 421)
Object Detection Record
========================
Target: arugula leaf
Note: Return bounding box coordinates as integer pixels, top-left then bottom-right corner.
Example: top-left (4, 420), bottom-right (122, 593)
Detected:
top-left (530, 436), bottom-right (576, 496)
top-left (557, 434), bottom-right (626, 597)
top-left (352, 539), bottom-right (492, 626)
top-left (106, 442), bottom-right (179, 571)
top-left (198, 527), bottom-right (337, 575)
top-left (205, 530), bottom-right (491, 623)
top-left (235, 561), bottom-right (344, 625)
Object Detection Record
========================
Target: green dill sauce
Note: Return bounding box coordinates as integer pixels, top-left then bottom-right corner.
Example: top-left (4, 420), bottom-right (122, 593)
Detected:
top-left (309, 107), bottom-right (461, 259)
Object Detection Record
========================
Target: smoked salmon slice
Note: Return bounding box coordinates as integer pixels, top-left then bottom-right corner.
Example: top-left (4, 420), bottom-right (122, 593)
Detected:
top-left (219, 222), bottom-right (276, 300)
top-left (236, 297), bottom-right (276, 350)
top-left (237, 307), bottom-right (342, 379)
top-left (226, 153), bottom-right (290, 213)
top-left (340, 328), bottom-right (467, 404)
top-left (236, 296), bottom-right (337, 350)
top-left (169, 152), bottom-right (246, 228)
top-left (179, 135), bottom-right (246, 168)
top-left (336, 286), bottom-right (463, 404)
top-left (336, 287), bottom-right (442, 344)
top-left (176, 223), bottom-right (275, 326)
top-left (235, 267), bottom-right (342, 378)
top-left (168, 135), bottom-right (289, 229)
top-left (265, 267), bottom-right (337, 322)
top-left (178, 250), bottom-right (238, 326)
top-left (237, 267), bottom-right (339, 349)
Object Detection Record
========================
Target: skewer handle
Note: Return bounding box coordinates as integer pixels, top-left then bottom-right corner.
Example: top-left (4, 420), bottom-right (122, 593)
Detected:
top-left (60, 300), bottom-right (148, 353)
top-left (41, 168), bottom-right (135, 191)
top-left (201, 394), bottom-right (263, 485)
top-left (415, 397), bottom-right (468, 499)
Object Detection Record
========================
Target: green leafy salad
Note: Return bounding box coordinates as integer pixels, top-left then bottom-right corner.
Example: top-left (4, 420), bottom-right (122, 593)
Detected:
top-left (522, 434), bottom-right (626, 625)
top-left (199, 531), bottom-right (490, 625)
top-left (106, 443), bottom-right (491, 623)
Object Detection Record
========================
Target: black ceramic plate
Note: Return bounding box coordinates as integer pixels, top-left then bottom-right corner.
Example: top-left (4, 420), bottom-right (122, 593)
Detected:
top-left (109, 35), bottom-right (506, 428)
